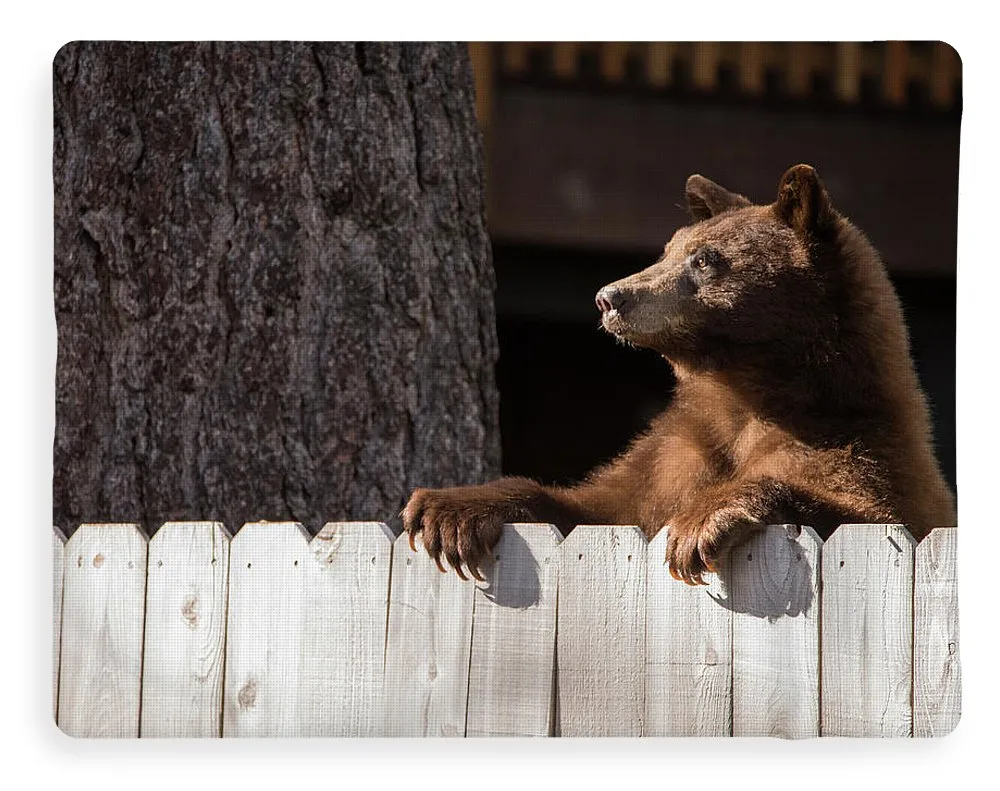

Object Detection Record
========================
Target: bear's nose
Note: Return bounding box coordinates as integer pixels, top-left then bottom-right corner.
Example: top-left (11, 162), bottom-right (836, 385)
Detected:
top-left (596, 286), bottom-right (627, 314)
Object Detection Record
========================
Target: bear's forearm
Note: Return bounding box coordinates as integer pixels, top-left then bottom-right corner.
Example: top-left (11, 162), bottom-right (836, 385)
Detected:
top-left (407, 477), bottom-right (604, 532)
top-left (477, 477), bottom-right (610, 534)
top-left (402, 477), bottom-right (609, 579)
top-left (696, 477), bottom-right (796, 524)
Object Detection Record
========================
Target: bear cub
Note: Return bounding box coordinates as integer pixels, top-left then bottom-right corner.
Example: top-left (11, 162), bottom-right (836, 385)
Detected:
top-left (403, 164), bottom-right (956, 585)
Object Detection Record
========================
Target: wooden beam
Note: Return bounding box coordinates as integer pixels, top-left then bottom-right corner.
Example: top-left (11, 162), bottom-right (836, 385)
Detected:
top-left (740, 42), bottom-right (766, 96)
top-left (502, 42), bottom-right (530, 76)
top-left (786, 42), bottom-right (814, 97)
top-left (552, 42), bottom-right (580, 80)
top-left (692, 42), bottom-right (720, 92)
top-left (883, 41), bottom-right (910, 106)
top-left (835, 42), bottom-right (862, 103)
top-left (468, 42), bottom-right (493, 129)
top-left (646, 42), bottom-right (675, 88)
top-left (599, 42), bottom-right (630, 84)
top-left (930, 42), bottom-right (961, 108)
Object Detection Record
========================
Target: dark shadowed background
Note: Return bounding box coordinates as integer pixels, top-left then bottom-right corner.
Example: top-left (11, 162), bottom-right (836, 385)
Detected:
top-left (472, 42), bottom-right (959, 495)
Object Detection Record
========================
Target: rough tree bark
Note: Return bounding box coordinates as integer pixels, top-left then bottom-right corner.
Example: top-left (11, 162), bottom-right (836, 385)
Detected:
top-left (53, 42), bottom-right (500, 536)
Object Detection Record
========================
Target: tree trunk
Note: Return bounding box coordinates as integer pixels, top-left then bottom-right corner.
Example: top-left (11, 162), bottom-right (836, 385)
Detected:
top-left (53, 42), bottom-right (500, 537)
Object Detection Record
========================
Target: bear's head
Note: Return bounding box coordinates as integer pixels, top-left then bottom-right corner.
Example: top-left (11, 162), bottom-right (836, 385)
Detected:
top-left (596, 164), bottom-right (846, 371)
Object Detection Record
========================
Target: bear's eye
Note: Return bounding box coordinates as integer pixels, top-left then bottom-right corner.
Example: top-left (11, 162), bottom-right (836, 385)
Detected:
top-left (691, 249), bottom-right (718, 271)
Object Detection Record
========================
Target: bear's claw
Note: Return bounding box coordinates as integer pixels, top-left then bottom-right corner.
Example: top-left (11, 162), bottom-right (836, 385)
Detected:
top-left (402, 486), bottom-right (504, 582)
top-left (665, 503), bottom-right (762, 585)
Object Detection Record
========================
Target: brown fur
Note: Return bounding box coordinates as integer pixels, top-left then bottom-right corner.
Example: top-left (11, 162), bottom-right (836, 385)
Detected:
top-left (403, 165), bottom-right (956, 585)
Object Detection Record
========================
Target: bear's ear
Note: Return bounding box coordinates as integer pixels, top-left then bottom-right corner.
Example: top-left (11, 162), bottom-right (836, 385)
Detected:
top-left (685, 174), bottom-right (751, 221)
top-left (774, 164), bottom-right (833, 237)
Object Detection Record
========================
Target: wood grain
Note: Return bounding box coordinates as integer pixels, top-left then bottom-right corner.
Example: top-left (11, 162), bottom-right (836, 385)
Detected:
top-left (383, 531), bottom-right (476, 736)
top-left (729, 525), bottom-right (821, 738)
top-left (914, 528), bottom-right (960, 736)
top-left (558, 525), bottom-right (647, 736)
top-left (52, 521), bottom-right (955, 739)
top-left (141, 522), bottom-right (230, 737)
top-left (821, 524), bottom-right (915, 737)
top-left (52, 528), bottom-right (66, 722)
top-left (645, 528), bottom-right (732, 736)
top-left (302, 522), bottom-right (393, 736)
top-left (57, 524), bottom-right (147, 737)
top-left (223, 521), bottom-right (393, 737)
top-left (222, 522), bottom-right (311, 737)
top-left (466, 524), bottom-right (560, 737)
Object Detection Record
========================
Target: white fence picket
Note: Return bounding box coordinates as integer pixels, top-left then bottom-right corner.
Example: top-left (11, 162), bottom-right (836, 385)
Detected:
top-left (57, 524), bottom-right (147, 737)
top-left (304, 522), bottom-right (393, 736)
top-left (821, 524), bottom-right (915, 737)
top-left (729, 525), bottom-right (821, 738)
top-left (558, 525), bottom-right (647, 737)
top-left (52, 528), bottom-right (66, 721)
top-left (383, 531), bottom-right (476, 736)
top-left (49, 520), bottom-right (959, 740)
top-left (223, 522), bottom-right (310, 737)
top-left (466, 524), bottom-right (561, 737)
top-left (141, 522), bottom-right (230, 737)
top-left (645, 528), bottom-right (732, 736)
top-left (914, 528), bottom-right (960, 736)
top-left (223, 521), bottom-right (393, 737)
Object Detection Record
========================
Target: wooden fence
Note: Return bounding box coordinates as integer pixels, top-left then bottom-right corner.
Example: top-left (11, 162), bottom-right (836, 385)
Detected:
top-left (51, 522), bottom-right (960, 738)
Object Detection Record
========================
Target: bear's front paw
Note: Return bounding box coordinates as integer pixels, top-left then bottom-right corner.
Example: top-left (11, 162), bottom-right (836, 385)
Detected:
top-left (665, 504), bottom-right (763, 586)
top-left (401, 487), bottom-right (508, 582)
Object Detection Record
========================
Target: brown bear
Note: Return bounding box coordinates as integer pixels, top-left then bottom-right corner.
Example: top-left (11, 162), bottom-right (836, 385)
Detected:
top-left (402, 164), bottom-right (956, 585)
